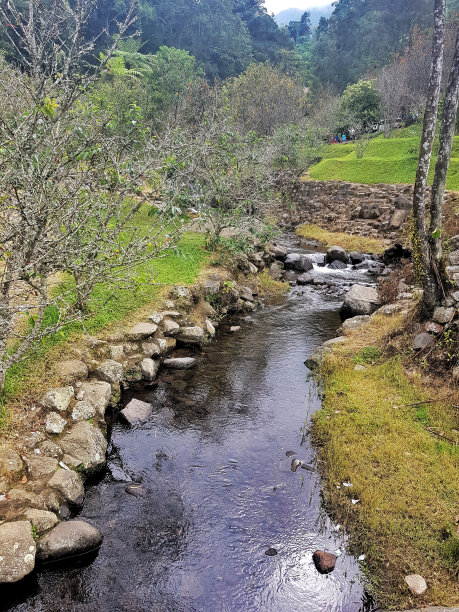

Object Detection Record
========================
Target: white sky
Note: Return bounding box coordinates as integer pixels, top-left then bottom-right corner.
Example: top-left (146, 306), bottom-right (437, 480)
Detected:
top-left (263, 0), bottom-right (332, 14)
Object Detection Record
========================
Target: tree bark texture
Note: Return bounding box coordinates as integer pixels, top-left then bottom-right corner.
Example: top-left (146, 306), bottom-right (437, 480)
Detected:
top-left (412, 0), bottom-right (446, 314)
top-left (429, 30), bottom-right (459, 266)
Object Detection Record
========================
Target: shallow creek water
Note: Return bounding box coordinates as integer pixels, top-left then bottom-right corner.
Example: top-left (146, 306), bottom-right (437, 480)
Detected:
top-left (4, 242), bottom-right (378, 612)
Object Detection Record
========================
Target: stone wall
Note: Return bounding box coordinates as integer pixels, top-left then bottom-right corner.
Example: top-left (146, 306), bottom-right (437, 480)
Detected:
top-left (279, 180), bottom-right (459, 241)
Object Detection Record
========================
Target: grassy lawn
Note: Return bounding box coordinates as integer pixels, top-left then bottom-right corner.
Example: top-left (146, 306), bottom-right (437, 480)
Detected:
top-left (308, 125), bottom-right (459, 190)
top-left (2, 205), bottom-right (207, 413)
top-left (296, 223), bottom-right (385, 254)
top-left (313, 314), bottom-right (459, 609)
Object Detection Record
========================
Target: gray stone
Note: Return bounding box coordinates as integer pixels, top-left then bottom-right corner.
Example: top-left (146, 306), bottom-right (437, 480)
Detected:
top-left (94, 360), bottom-right (124, 386)
top-left (340, 285), bottom-right (381, 319)
top-left (25, 455), bottom-right (58, 480)
top-left (269, 262), bottom-right (283, 281)
top-left (0, 521), bottom-right (36, 583)
top-left (339, 315), bottom-right (370, 335)
top-left (161, 310), bottom-right (181, 319)
top-left (389, 208), bottom-right (408, 230)
top-left (170, 286), bottom-right (191, 299)
top-left (305, 346), bottom-right (331, 370)
top-left (404, 574), bottom-right (427, 596)
top-left (161, 318), bottom-right (180, 336)
top-left (202, 278), bottom-right (221, 296)
top-left (121, 399), bottom-right (153, 424)
top-left (328, 260), bottom-right (347, 270)
top-left (41, 386), bottom-right (74, 412)
top-left (247, 261), bottom-right (258, 275)
top-left (297, 272), bottom-right (314, 285)
top-left (230, 326), bottom-right (241, 333)
top-left (109, 345), bottom-right (124, 361)
top-left (349, 252), bottom-right (366, 264)
top-left (163, 357), bottom-right (197, 370)
top-left (425, 321), bottom-right (443, 334)
top-left (323, 336), bottom-right (346, 347)
top-left (45, 412), bottom-right (67, 435)
top-left (7, 489), bottom-right (46, 510)
top-left (271, 245), bottom-right (287, 260)
top-left (38, 441), bottom-right (62, 459)
top-left (449, 250), bottom-right (459, 266)
top-left (239, 286), bottom-right (254, 302)
top-left (140, 358), bottom-right (159, 381)
top-left (126, 322), bottom-right (158, 341)
top-left (327, 245), bottom-right (347, 263)
top-left (284, 253), bottom-right (301, 269)
top-left (432, 306), bottom-right (455, 324)
top-left (413, 333), bottom-right (435, 351)
top-left (72, 401), bottom-right (96, 422)
top-left (48, 469), bottom-right (85, 506)
top-left (176, 326), bottom-right (204, 346)
top-left (78, 381), bottom-right (111, 418)
top-left (24, 509), bottom-right (58, 535)
top-left (394, 194), bottom-right (411, 209)
top-left (156, 337), bottom-right (176, 354)
top-left (56, 360), bottom-right (88, 385)
top-left (59, 422), bottom-right (107, 473)
top-left (0, 449), bottom-right (23, 476)
top-left (141, 341), bottom-right (161, 357)
top-left (148, 312), bottom-right (163, 324)
top-left (37, 520), bottom-right (102, 562)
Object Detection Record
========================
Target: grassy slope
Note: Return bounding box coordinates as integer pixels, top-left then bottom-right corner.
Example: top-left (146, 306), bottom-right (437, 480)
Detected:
top-left (2, 205), bottom-right (207, 417)
top-left (308, 125), bottom-right (459, 190)
top-left (296, 224), bottom-right (385, 253)
top-left (313, 315), bottom-right (459, 609)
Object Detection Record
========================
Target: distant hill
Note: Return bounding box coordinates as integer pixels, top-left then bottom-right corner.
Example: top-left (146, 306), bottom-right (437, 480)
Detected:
top-left (275, 5), bottom-right (333, 28)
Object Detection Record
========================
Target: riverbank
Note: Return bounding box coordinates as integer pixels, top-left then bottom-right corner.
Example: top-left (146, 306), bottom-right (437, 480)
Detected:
top-left (310, 283), bottom-right (459, 609)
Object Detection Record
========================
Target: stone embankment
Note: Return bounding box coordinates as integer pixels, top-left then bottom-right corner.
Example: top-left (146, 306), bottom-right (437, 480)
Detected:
top-left (277, 179), bottom-right (459, 240)
top-left (0, 243), bottom-right (287, 585)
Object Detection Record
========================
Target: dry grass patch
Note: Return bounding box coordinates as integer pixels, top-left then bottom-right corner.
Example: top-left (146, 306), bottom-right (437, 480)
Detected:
top-left (257, 269), bottom-right (289, 296)
top-left (296, 223), bottom-right (385, 254)
top-left (313, 313), bottom-right (459, 609)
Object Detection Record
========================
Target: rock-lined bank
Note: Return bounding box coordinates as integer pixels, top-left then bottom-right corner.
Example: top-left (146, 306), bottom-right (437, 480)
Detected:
top-left (0, 244), bottom-right (286, 585)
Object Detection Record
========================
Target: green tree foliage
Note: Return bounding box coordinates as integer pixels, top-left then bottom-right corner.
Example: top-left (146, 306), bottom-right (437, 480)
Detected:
top-left (337, 79), bottom-right (380, 132)
top-left (288, 11), bottom-right (311, 43)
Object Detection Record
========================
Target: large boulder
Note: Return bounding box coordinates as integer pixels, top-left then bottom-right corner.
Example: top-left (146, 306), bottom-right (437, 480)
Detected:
top-left (338, 315), bottom-right (370, 335)
top-left (340, 285), bottom-right (381, 319)
top-left (0, 521), bottom-right (36, 583)
top-left (47, 469), bottom-right (85, 506)
top-left (326, 245), bottom-right (347, 263)
top-left (24, 509), bottom-right (58, 535)
top-left (284, 253), bottom-right (313, 272)
top-left (176, 326), bottom-right (205, 346)
top-left (94, 360), bottom-right (124, 386)
top-left (37, 520), bottom-right (103, 563)
top-left (271, 245), bottom-right (287, 260)
top-left (59, 422), bottom-right (107, 473)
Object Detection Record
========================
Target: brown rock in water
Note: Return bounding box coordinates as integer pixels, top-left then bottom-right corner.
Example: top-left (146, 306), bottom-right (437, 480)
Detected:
top-left (313, 550), bottom-right (337, 574)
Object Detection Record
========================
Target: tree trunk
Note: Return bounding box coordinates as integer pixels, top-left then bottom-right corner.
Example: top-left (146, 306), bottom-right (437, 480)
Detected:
top-left (429, 31), bottom-right (459, 270)
top-left (412, 0), bottom-right (446, 315)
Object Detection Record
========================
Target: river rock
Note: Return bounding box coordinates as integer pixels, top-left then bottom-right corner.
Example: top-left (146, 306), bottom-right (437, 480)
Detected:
top-left (0, 449), bottom-right (23, 476)
top-left (59, 422), bottom-right (107, 473)
top-left (163, 357), bottom-right (197, 370)
top-left (37, 520), bottom-right (103, 562)
top-left (297, 272), bottom-right (314, 285)
top-left (25, 455), bottom-right (58, 480)
top-left (7, 488), bottom-right (46, 510)
top-left (94, 360), bottom-right (124, 386)
top-left (349, 252), bottom-right (366, 264)
top-left (339, 315), bottom-right (370, 335)
top-left (432, 306), bottom-right (455, 324)
top-left (0, 521), bottom-right (36, 583)
top-left (230, 326), bottom-right (241, 333)
top-left (239, 286), bottom-right (254, 302)
top-left (39, 441), bottom-right (63, 459)
top-left (24, 509), bottom-right (58, 535)
top-left (202, 278), bottom-right (221, 296)
top-left (56, 360), bottom-right (88, 385)
top-left (48, 469), bottom-right (85, 506)
top-left (148, 312), bottom-right (164, 325)
top-left (389, 208), bottom-right (409, 230)
top-left (72, 401), bottom-right (96, 422)
top-left (176, 326), bottom-right (205, 346)
top-left (109, 345), bottom-right (124, 361)
top-left (449, 249), bottom-right (459, 266)
top-left (41, 386), bottom-right (74, 412)
top-left (271, 245), bottom-right (287, 260)
top-left (156, 337), bottom-right (176, 354)
top-left (126, 322), bottom-right (158, 341)
top-left (121, 399), bottom-right (153, 424)
top-left (141, 341), bottom-right (161, 358)
top-left (340, 285), bottom-right (381, 319)
top-left (140, 358), bottom-right (160, 381)
top-left (305, 346), bottom-right (331, 370)
top-left (327, 246), bottom-right (347, 263)
top-left (269, 262), bottom-right (283, 281)
top-left (404, 574), bottom-right (427, 596)
top-left (45, 412), bottom-right (67, 434)
top-left (205, 319), bottom-right (216, 337)
top-left (77, 381), bottom-right (111, 418)
top-left (328, 260), bottom-right (347, 270)
top-left (162, 318), bottom-right (180, 336)
top-left (413, 333), bottom-right (435, 351)
top-left (313, 550), bottom-right (337, 574)
top-left (285, 253), bottom-right (311, 272)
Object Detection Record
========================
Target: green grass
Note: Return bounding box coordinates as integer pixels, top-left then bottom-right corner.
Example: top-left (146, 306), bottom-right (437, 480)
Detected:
top-left (313, 314), bottom-right (459, 609)
top-left (309, 127), bottom-right (459, 190)
top-left (3, 213), bottom-right (207, 400)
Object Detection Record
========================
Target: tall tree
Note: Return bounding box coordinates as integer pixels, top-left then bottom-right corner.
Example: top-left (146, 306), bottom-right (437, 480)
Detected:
top-left (411, 0), bottom-right (446, 314)
top-left (429, 30), bottom-right (459, 280)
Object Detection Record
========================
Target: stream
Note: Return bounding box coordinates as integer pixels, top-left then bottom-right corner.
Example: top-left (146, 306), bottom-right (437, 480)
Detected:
top-left (3, 240), bottom-right (378, 612)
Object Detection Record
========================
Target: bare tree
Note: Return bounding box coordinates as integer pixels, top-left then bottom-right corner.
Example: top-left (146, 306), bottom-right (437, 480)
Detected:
top-left (412, 0), bottom-right (446, 315)
top-left (429, 30), bottom-right (459, 269)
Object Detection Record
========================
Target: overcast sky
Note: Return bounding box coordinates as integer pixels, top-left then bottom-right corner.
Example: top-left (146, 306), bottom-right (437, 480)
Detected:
top-left (263, 0), bottom-right (332, 14)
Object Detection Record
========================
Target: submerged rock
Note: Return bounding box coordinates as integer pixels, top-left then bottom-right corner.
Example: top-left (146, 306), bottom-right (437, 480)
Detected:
top-left (163, 357), bottom-right (197, 370)
top-left (0, 521), bottom-right (36, 583)
top-left (37, 520), bottom-right (103, 563)
top-left (312, 550), bottom-right (337, 574)
top-left (121, 399), bottom-right (153, 424)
